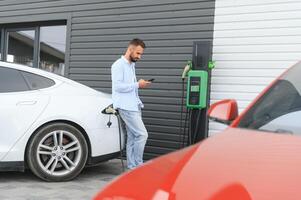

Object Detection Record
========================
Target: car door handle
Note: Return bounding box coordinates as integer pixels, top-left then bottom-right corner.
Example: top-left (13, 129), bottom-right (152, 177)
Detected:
top-left (16, 101), bottom-right (37, 106)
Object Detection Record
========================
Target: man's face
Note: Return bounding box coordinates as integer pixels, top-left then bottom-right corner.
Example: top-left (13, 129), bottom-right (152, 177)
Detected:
top-left (129, 45), bottom-right (144, 62)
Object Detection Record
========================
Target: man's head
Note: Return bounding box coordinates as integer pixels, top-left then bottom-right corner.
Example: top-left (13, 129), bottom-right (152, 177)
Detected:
top-left (126, 38), bottom-right (146, 63)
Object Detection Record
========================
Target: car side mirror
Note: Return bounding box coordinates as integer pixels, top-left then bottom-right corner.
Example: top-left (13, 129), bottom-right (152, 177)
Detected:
top-left (208, 99), bottom-right (238, 125)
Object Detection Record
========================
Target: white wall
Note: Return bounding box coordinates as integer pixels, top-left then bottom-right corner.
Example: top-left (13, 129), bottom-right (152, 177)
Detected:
top-left (210, 0), bottom-right (301, 135)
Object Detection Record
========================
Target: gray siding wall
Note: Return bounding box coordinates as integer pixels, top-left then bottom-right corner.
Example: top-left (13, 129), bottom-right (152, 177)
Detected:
top-left (0, 0), bottom-right (215, 159)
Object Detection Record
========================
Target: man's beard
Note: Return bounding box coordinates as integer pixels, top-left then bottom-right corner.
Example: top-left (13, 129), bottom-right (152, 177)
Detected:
top-left (130, 55), bottom-right (138, 63)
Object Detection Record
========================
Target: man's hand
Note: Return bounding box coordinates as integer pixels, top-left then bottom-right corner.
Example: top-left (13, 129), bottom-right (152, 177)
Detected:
top-left (138, 79), bottom-right (151, 88)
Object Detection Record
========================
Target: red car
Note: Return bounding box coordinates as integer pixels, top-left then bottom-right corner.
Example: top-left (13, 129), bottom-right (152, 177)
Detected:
top-left (94, 61), bottom-right (301, 200)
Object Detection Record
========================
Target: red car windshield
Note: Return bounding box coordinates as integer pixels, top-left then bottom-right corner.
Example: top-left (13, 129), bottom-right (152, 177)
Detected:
top-left (238, 61), bottom-right (301, 134)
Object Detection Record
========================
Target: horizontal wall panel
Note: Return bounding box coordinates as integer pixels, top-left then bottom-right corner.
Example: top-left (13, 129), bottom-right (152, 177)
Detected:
top-left (214, 27), bottom-right (301, 38)
top-left (70, 55), bottom-right (192, 62)
top-left (69, 75), bottom-right (183, 84)
top-left (210, 92), bottom-right (258, 101)
top-left (212, 69), bottom-right (285, 77)
top-left (148, 132), bottom-right (183, 143)
top-left (213, 53), bottom-right (301, 61)
top-left (147, 139), bottom-right (180, 149)
top-left (69, 68), bottom-right (184, 76)
top-left (71, 40), bottom-right (198, 48)
top-left (216, 1), bottom-right (301, 15)
top-left (69, 61), bottom-right (191, 70)
top-left (144, 118), bottom-right (183, 127)
top-left (73, 9), bottom-right (214, 24)
top-left (146, 125), bottom-right (180, 135)
top-left (71, 26), bottom-right (212, 37)
top-left (141, 96), bottom-right (182, 105)
top-left (216, 0), bottom-right (300, 7)
top-left (72, 17), bottom-right (213, 31)
top-left (73, 1), bottom-right (215, 17)
top-left (214, 36), bottom-right (301, 45)
top-left (144, 147), bottom-right (174, 157)
top-left (211, 77), bottom-right (274, 85)
top-left (212, 60), bottom-right (296, 69)
top-left (211, 84), bottom-right (266, 93)
top-left (71, 31), bottom-right (213, 43)
top-left (77, 81), bottom-right (184, 91)
top-left (71, 47), bottom-right (194, 55)
top-left (215, 11), bottom-right (301, 23)
top-left (214, 44), bottom-right (301, 53)
top-left (143, 111), bottom-right (183, 121)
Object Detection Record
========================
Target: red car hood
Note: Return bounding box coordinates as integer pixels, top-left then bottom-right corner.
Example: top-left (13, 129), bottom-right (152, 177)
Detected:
top-left (94, 128), bottom-right (301, 200)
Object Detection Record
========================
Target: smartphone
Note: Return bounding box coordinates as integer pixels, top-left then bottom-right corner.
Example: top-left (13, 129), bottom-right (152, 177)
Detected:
top-left (148, 78), bottom-right (155, 82)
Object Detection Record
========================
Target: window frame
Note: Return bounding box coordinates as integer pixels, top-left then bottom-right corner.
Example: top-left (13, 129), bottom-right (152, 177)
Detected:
top-left (0, 20), bottom-right (69, 76)
top-left (4, 27), bottom-right (38, 67)
top-left (0, 28), bottom-right (4, 60)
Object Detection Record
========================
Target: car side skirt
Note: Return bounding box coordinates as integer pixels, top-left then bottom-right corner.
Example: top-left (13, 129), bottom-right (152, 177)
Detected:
top-left (0, 161), bottom-right (24, 172)
top-left (87, 151), bottom-right (120, 166)
top-left (0, 152), bottom-right (120, 172)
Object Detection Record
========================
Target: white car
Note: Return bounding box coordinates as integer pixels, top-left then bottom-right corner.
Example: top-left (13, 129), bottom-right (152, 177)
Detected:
top-left (0, 61), bottom-right (123, 181)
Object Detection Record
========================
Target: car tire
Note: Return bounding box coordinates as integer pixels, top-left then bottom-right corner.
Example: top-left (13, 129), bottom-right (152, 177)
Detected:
top-left (26, 122), bottom-right (88, 182)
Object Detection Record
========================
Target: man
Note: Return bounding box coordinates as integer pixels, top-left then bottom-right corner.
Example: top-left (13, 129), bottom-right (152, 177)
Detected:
top-left (111, 38), bottom-right (150, 169)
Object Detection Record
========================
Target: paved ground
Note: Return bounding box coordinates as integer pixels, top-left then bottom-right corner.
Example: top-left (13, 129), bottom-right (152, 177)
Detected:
top-left (0, 159), bottom-right (125, 200)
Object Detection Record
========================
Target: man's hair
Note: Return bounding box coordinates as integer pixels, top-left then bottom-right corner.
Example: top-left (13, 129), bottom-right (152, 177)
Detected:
top-left (129, 38), bottom-right (146, 49)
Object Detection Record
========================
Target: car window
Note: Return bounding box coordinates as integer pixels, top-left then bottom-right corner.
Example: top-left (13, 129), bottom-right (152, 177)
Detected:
top-left (0, 67), bottom-right (29, 93)
top-left (21, 71), bottom-right (55, 90)
top-left (238, 62), bottom-right (301, 134)
top-left (260, 111), bottom-right (301, 134)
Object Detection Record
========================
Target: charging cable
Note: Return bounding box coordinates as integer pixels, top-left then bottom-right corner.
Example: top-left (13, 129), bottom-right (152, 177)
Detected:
top-left (179, 79), bottom-right (185, 149)
top-left (102, 105), bottom-right (125, 172)
top-left (116, 114), bottom-right (125, 171)
top-left (179, 61), bottom-right (192, 148)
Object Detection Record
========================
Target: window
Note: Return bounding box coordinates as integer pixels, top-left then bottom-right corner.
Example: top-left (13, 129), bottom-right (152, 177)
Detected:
top-left (238, 62), bottom-right (301, 135)
top-left (0, 21), bottom-right (67, 76)
top-left (21, 71), bottom-right (55, 90)
top-left (0, 67), bottom-right (29, 93)
top-left (39, 25), bottom-right (66, 75)
top-left (6, 29), bottom-right (35, 67)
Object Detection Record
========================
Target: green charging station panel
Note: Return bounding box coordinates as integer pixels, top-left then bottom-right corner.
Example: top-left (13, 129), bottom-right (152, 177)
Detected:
top-left (186, 70), bottom-right (208, 109)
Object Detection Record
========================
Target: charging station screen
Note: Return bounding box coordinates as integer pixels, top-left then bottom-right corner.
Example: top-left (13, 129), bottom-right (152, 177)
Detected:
top-left (191, 85), bottom-right (199, 92)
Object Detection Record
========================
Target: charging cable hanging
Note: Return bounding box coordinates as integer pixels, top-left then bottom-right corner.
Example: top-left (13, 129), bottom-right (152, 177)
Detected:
top-left (179, 61), bottom-right (192, 148)
top-left (179, 78), bottom-right (185, 149)
top-left (102, 105), bottom-right (125, 172)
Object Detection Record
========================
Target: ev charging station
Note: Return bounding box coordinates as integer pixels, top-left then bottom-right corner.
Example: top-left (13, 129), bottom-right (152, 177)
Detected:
top-left (180, 41), bottom-right (213, 147)
top-left (103, 41), bottom-right (214, 160)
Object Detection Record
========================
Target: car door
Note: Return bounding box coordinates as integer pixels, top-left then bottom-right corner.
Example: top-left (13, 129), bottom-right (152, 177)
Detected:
top-left (0, 66), bottom-right (50, 160)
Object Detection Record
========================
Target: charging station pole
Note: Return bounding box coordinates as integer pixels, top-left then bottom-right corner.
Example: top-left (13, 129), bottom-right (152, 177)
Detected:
top-left (189, 41), bottom-right (212, 144)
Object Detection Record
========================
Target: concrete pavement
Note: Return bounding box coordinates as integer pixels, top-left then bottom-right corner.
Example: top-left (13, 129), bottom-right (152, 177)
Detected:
top-left (0, 159), bottom-right (124, 200)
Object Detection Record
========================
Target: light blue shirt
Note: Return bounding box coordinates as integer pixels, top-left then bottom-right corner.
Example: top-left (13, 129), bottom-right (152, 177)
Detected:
top-left (111, 56), bottom-right (143, 111)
